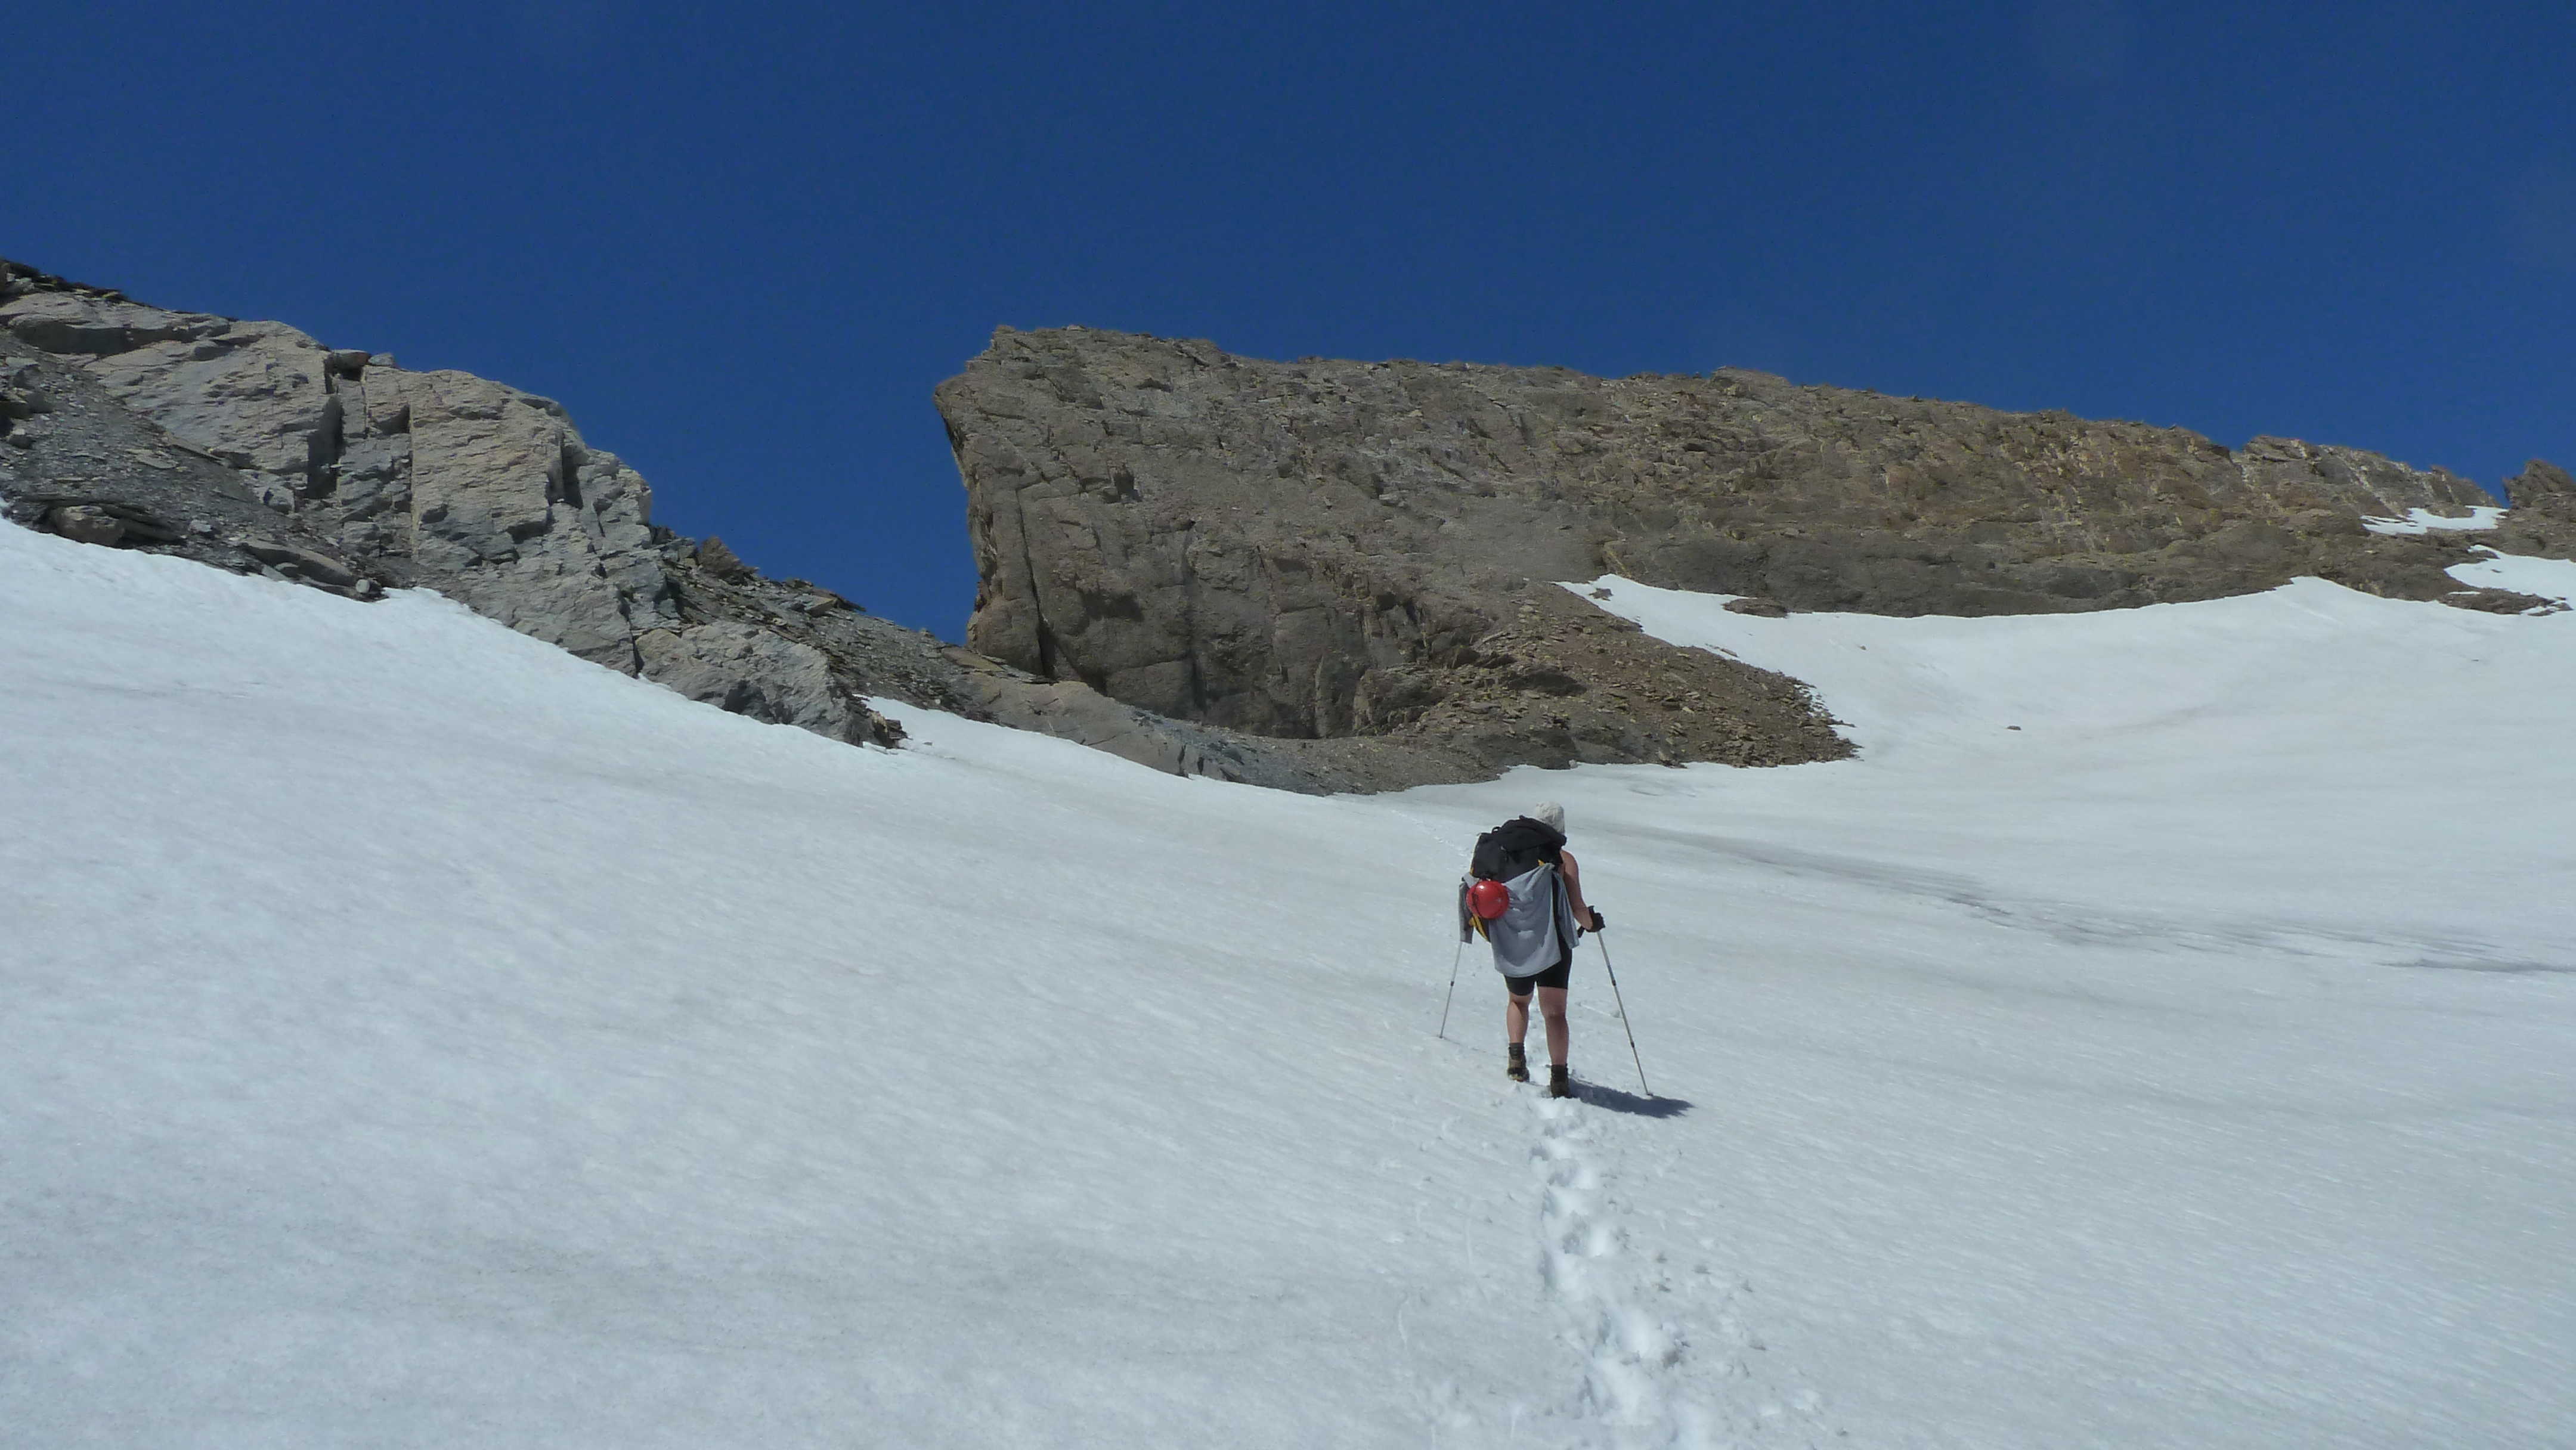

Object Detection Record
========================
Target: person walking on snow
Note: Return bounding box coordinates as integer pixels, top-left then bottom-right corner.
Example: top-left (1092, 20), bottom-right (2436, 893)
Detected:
top-left (1463, 801), bottom-right (1602, 1098)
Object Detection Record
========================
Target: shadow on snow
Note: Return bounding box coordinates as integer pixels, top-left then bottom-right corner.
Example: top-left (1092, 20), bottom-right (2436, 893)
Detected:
top-left (1574, 1082), bottom-right (1692, 1119)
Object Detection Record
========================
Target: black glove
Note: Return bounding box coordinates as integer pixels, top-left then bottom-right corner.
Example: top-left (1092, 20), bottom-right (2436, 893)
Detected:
top-left (1588, 907), bottom-right (1606, 932)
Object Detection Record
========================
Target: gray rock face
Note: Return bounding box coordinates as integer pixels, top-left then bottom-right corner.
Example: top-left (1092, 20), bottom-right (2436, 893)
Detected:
top-left (636, 622), bottom-right (874, 742)
top-left (396, 369), bottom-right (674, 668)
top-left (0, 257), bottom-right (1359, 780)
top-left (2, 264), bottom-right (678, 664)
top-left (0, 259), bottom-right (896, 743)
top-left (0, 288), bottom-right (231, 356)
top-left (937, 326), bottom-right (2569, 777)
top-left (0, 336), bottom-right (384, 599)
top-left (5, 280), bottom-right (682, 671)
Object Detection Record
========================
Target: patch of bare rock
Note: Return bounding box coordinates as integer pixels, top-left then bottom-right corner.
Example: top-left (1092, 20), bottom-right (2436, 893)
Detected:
top-left (936, 326), bottom-right (2576, 786)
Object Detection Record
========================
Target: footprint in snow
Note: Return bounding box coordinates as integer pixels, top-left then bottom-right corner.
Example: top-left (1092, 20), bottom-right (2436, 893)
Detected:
top-left (1522, 1092), bottom-right (1836, 1448)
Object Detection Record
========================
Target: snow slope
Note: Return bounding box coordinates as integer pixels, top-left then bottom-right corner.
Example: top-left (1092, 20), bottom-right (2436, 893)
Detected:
top-left (5, 518), bottom-right (2572, 1448)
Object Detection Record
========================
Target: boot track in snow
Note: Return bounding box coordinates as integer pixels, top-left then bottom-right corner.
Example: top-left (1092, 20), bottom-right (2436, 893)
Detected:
top-left (1525, 1088), bottom-right (1834, 1448)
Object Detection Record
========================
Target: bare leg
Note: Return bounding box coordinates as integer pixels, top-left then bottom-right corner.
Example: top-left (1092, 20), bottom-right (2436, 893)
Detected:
top-left (1538, 986), bottom-right (1569, 1067)
top-left (1507, 991), bottom-right (1531, 1046)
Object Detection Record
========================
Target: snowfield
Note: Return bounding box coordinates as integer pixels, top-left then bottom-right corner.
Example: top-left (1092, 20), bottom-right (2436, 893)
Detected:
top-left (5, 518), bottom-right (2572, 1448)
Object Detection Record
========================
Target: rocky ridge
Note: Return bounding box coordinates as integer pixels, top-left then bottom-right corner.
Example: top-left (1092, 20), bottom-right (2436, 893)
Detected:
top-left (0, 259), bottom-right (1354, 787)
top-left (937, 326), bottom-right (2576, 780)
top-left (13, 256), bottom-right (2566, 797)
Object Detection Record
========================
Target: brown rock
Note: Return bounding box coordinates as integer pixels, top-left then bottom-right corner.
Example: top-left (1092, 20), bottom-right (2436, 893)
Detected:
top-left (934, 327), bottom-right (2538, 784)
top-left (240, 539), bottom-right (358, 588)
top-left (2442, 588), bottom-right (2568, 616)
top-left (47, 504), bottom-right (125, 546)
top-left (696, 535), bottom-right (756, 582)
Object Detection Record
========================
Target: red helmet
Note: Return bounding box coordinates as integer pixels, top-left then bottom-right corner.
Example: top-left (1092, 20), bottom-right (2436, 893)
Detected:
top-left (1467, 878), bottom-right (1512, 921)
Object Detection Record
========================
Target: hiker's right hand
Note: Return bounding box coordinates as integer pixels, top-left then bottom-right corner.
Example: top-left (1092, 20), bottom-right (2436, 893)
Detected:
top-left (1587, 908), bottom-right (1606, 932)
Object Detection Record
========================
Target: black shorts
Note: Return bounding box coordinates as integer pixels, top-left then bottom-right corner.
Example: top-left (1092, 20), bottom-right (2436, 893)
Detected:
top-left (1506, 949), bottom-right (1573, 996)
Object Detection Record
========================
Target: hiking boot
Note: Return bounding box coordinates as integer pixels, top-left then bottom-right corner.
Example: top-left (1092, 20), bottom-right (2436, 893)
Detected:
top-left (1548, 1064), bottom-right (1574, 1099)
top-left (1506, 1043), bottom-right (1529, 1083)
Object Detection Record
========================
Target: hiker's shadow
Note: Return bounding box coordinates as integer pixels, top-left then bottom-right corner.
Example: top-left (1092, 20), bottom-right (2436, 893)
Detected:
top-left (1576, 1083), bottom-right (1692, 1119)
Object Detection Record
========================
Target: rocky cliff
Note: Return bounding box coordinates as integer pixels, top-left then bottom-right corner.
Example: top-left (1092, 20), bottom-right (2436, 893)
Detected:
top-left (0, 258), bottom-right (1358, 786)
top-left (15, 258), bottom-right (2566, 798)
top-left (939, 326), bottom-right (2576, 780)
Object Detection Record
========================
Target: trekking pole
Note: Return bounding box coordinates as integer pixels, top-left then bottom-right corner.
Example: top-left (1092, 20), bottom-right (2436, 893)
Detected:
top-left (1595, 931), bottom-right (1651, 1096)
top-left (1435, 938), bottom-right (1464, 1040)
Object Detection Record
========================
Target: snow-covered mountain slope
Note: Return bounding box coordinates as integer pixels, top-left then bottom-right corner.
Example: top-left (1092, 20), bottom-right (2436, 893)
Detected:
top-left (6, 518), bottom-right (2571, 1448)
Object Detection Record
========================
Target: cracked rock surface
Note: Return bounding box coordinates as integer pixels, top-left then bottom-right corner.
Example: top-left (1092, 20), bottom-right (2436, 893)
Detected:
top-left (1, 257), bottom-right (917, 748)
top-left (937, 326), bottom-right (2576, 782)
top-left (0, 258), bottom-right (1506, 787)
top-left (1, 258), bottom-right (1321, 775)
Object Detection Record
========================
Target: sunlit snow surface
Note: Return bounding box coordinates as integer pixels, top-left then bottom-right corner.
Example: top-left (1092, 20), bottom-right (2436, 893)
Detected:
top-left (2447, 547), bottom-right (2576, 610)
top-left (5, 519), bottom-right (2573, 1449)
top-left (2359, 505), bottom-right (2506, 535)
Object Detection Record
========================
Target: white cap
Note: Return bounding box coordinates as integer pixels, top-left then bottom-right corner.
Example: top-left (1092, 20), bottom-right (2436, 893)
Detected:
top-left (1531, 801), bottom-right (1565, 832)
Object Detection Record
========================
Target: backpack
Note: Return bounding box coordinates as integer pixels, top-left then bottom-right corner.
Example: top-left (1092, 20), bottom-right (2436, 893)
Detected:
top-left (1462, 816), bottom-right (1569, 938)
top-left (1471, 817), bottom-right (1565, 882)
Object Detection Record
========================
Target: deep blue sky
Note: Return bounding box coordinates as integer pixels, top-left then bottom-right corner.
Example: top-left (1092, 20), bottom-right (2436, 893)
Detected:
top-left (16, 2), bottom-right (2572, 635)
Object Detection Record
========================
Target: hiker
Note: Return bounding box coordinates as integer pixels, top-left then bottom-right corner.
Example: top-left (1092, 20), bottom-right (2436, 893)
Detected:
top-left (1462, 801), bottom-right (1603, 1098)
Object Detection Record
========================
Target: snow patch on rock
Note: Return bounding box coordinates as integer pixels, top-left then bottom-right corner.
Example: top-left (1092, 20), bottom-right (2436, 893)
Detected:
top-left (2361, 504), bottom-right (2505, 535)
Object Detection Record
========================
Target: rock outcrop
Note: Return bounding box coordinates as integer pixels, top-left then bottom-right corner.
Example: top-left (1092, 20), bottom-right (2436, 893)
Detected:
top-left (938, 326), bottom-right (2574, 780)
top-left (0, 258), bottom-right (1332, 779)
top-left (2499, 458), bottom-right (2576, 537)
top-left (17, 254), bottom-right (2564, 797)
top-left (1, 339), bottom-right (390, 598)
